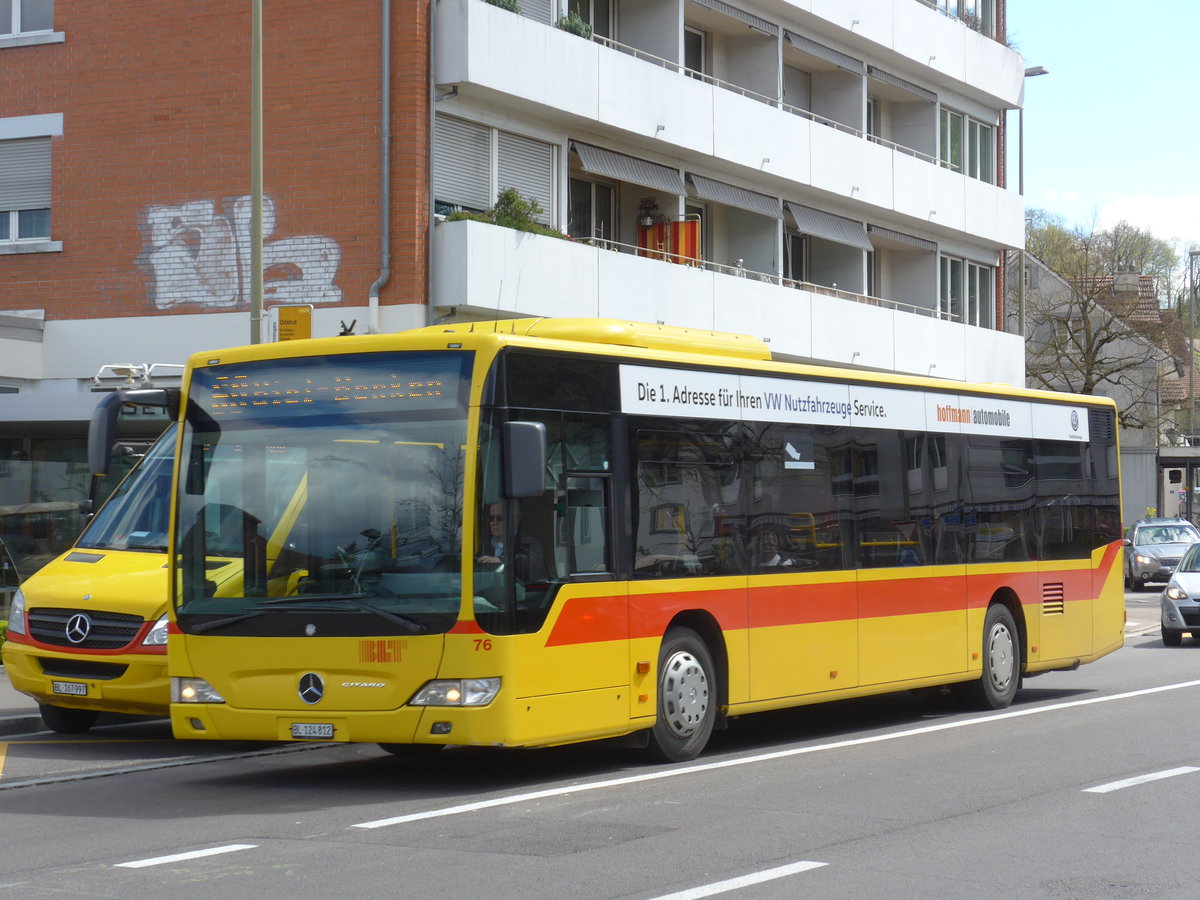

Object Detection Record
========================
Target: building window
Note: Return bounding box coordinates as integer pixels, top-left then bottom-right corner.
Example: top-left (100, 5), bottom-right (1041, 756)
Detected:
top-left (433, 115), bottom-right (555, 225)
top-left (0, 136), bottom-right (50, 242)
top-left (939, 256), bottom-right (963, 321)
top-left (967, 261), bottom-right (993, 327)
top-left (939, 109), bottom-right (963, 173)
top-left (684, 26), bottom-right (707, 77)
top-left (2, 0), bottom-right (52, 36)
top-left (784, 233), bottom-right (807, 284)
top-left (967, 120), bottom-right (994, 183)
top-left (568, 177), bottom-right (615, 242)
top-left (941, 109), bottom-right (995, 183)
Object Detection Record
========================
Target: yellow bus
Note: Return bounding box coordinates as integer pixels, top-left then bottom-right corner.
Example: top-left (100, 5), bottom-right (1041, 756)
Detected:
top-left (135, 319), bottom-right (1122, 761)
top-left (3, 422), bottom-right (176, 733)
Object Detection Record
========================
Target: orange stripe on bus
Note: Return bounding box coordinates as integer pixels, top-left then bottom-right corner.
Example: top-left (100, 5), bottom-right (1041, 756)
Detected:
top-left (543, 547), bottom-right (1123, 648)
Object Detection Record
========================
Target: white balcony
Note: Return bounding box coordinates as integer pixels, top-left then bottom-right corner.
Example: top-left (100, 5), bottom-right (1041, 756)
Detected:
top-left (436, 0), bottom-right (1023, 249)
top-left (432, 219), bottom-right (1024, 386)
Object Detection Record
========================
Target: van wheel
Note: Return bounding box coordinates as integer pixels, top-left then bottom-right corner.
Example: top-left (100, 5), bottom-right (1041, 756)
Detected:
top-left (647, 627), bottom-right (716, 763)
top-left (39, 704), bottom-right (99, 734)
top-left (955, 605), bottom-right (1021, 710)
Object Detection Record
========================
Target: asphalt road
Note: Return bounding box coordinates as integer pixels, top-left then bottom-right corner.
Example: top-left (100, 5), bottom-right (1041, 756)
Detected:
top-left (1, 592), bottom-right (1195, 899)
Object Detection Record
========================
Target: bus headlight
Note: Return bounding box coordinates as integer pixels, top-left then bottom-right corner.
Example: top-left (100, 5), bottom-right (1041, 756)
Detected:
top-left (7, 588), bottom-right (26, 635)
top-left (1166, 585), bottom-right (1190, 602)
top-left (172, 677), bottom-right (225, 704)
top-left (141, 614), bottom-right (169, 646)
top-left (409, 678), bottom-right (500, 707)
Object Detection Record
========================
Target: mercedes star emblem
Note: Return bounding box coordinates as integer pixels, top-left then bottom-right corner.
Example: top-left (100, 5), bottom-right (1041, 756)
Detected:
top-left (298, 672), bottom-right (325, 704)
top-left (65, 613), bottom-right (93, 645)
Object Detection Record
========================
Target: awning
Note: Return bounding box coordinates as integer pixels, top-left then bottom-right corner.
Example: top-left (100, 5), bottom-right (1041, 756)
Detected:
top-left (783, 31), bottom-right (865, 75)
top-left (688, 174), bottom-right (781, 219)
top-left (785, 202), bottom-right (872, 251)
top-left (866, 66), bottom-right (936, 103)
top-left (572, 142), bottom-right (685, 195)
top-left (690, 0), bottom-right (777, 36)
top-left (867, 223), bottom-right (937, 253)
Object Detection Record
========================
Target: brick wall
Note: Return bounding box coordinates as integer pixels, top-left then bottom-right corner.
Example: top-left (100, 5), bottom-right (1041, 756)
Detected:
top-left (1, 0), bottom-right (429, 321)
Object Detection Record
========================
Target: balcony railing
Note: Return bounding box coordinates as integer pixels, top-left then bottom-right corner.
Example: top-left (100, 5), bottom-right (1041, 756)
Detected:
top-left (592, 34), bottom-right (950, 171)
top-left (576, 234), bottom-right (953, 321)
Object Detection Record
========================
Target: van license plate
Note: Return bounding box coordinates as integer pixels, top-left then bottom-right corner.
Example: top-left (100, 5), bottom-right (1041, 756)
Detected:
top-left (291, 722), bottom-right (334, 739)
top-left (52, 681), bottom-right (88, 697)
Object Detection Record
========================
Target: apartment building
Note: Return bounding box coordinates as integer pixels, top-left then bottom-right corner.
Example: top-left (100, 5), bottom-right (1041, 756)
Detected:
top-left (0, 0), bottom-right (1028, 572)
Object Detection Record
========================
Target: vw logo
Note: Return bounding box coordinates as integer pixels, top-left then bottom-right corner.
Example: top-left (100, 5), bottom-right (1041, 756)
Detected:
top-left (298, 672), bottom-right (325, 705)
top-left (65, 613), bottom-right (93, 645)
top-left (1070, 410), bottom-right (1080, 432)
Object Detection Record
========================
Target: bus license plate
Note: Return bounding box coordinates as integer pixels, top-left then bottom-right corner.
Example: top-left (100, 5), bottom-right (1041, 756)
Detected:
top-left (52, 681), bottom-right (89, 697)
top-left (291, 722), bottom-right (334, 740)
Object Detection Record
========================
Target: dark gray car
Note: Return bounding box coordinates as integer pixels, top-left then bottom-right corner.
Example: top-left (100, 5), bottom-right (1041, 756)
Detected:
top-left (1124, 517), bottom-right (1200, 591)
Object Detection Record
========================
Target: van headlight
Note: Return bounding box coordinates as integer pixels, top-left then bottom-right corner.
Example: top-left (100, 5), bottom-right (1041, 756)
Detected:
top-left (409, 678), bottom-right (500, 707)
top-left (7, 588), bottom-right (25, 635)
top-left (172, 677), bottom-right (225, 703)
top-left (141, 614), bottom-right (169, 646)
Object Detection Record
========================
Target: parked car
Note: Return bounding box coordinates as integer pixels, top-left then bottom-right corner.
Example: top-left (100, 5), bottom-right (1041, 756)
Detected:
top-left (1124, 517), bottom-right (1200, 591)
top-left (1161, 541), bottom-right (1200, 645)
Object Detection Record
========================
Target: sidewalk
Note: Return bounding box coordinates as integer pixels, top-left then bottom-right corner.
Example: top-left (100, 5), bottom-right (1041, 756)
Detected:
top-left (0, 666), bottom-right (43, 736)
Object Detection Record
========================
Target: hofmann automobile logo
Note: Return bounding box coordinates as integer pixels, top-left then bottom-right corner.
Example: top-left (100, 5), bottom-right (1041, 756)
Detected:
top-left (935, 403), bottom-right (1013, 428)
top-left (359, 639), bottom-right (407, 663)
top-left (298, 672), bottom-right (325, 704)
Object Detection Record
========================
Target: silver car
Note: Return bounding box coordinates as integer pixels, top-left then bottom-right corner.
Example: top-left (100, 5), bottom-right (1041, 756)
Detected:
top-left (1124, 518), bottom-right (1200, 591)
top-left (1161, 542), bottom-right (1200, 646)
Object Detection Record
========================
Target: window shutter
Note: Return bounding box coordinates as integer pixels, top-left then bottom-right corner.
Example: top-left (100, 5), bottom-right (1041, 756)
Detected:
top-left (520, 0), bottom-right (553, 25)
top-left (498, 131), bottom-right (554, 224)
top-left (433, 116), bottom-right (491, 212)
top-left (0, 137), bottom-right (51, 211)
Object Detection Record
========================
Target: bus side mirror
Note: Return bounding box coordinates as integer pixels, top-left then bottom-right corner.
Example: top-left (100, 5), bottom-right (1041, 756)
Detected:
top-left (503, 421), bottom-right (547, 499)
top-left (88, 388), bottom-right (179, 477)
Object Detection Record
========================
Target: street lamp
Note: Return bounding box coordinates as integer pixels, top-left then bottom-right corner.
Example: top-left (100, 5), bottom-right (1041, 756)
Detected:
top-left (1017, 65), bottom-right (1048, 338)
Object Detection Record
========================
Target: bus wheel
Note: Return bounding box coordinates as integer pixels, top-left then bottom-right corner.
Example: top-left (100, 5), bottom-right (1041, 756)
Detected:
top-left (956, 605), bottom-right (1021, 710)
top-left (39, 704), bottom-right (99, 734)
top-left (648, 627), bottom-right (715, 763)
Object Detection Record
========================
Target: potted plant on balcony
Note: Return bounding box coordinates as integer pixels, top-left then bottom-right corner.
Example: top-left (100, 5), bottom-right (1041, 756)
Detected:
top-left (486, 0), bottom-right (521, 12)
top-left (558, 10), bottom-right (593, 39)
top-left (445, 188), bottom-right (567, 240)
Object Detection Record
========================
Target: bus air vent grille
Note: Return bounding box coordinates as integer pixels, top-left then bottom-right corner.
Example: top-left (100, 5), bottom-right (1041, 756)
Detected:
top-left (1042, 583), bottom-right (1065, 615)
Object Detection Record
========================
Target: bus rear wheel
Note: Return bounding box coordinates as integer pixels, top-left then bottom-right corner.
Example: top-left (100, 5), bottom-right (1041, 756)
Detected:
top-left (39, 704), bottom-right (99, 734)
top-left (955, 605), bottom-right (1021, 710)
top-left (648, 627), bottom-right (715, 763)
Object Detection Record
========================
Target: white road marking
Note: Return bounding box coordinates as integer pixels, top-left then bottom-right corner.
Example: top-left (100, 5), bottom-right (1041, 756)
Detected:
top-left (1084, 766), bottom-right (1200, 794)
top-left (114, 844), bottom-right (257, 869)
top-left (353, 678), bottom-right (1200, 829)
top-left (645, 860), bottom-right (828, 899)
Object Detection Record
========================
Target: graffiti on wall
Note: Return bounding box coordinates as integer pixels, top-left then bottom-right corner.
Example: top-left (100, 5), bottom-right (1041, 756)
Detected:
top-left (138, 195), bottom-right (342, 309)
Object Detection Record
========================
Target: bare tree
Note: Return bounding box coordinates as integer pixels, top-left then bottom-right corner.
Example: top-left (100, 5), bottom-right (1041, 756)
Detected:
top-left (1015, 211), bottom-right (1180, 436)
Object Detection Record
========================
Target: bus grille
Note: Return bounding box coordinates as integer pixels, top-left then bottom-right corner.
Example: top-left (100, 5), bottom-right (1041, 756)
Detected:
top-left (28, 608), bottom-right (144, 650)
top-left (1042, 583), bottom-right (1065, 615)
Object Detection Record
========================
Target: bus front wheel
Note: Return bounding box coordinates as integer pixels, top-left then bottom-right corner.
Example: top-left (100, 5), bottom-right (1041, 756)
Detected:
top-left (956, 605), bottom-right (1021, 710)
top-left (648, 627), bottom-right (715, 763)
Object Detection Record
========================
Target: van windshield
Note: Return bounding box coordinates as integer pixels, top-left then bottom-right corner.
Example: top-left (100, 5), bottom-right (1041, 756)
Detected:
top-left (77, 424), bottom-right (177, 552)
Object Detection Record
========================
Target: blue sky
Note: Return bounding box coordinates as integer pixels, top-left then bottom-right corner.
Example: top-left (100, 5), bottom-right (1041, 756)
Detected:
top-left (1006, 0), bottom-right (1200, 254)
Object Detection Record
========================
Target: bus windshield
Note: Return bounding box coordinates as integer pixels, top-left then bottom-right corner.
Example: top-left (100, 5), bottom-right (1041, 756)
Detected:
top-left (77, 424), bottom-right (178, 553)
top-left (173, 351), bottom-right (471, 636)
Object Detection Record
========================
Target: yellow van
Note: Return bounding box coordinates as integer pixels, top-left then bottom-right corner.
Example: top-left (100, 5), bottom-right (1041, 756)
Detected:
top-left (3, 425), bottom-right (175, 733)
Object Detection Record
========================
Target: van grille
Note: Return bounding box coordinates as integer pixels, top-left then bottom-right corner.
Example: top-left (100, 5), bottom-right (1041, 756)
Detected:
top-left (28, 607), bottom-right (144, 650)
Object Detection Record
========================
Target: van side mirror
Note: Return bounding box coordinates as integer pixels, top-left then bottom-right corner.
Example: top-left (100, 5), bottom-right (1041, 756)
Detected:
top-left (503, 421), bottom-right (547, 499)
top-left (88, 388), bottom-right (179, 477)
